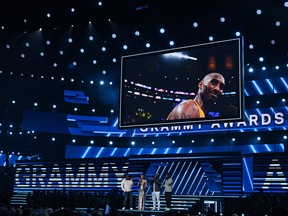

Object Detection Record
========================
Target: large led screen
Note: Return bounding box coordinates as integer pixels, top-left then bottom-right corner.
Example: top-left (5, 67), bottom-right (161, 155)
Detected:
top-left (119, 38), bottom-right (244, 128)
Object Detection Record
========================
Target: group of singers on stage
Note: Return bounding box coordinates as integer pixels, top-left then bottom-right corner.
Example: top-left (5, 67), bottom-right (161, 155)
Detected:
top-left (121, 173), bottom-right (173, 211)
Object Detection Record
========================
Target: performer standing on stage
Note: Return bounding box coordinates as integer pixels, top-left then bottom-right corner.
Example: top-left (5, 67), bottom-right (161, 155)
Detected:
top-left (164, 173), bottom-right (173, 211)
top-left (150, 173), bottom-right (162, 211)
top-left (137, 174), bottom-right (148, 210)
top-left (121, 175), bottom-right (134, 210)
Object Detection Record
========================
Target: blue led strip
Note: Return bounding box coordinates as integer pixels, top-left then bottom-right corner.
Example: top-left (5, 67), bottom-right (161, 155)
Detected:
top-left (193, 173), bottom-right (205, 195)
top-left (187, 166), bottom-right (201, 194)
top-left (175, 162), bottom-right (192, 195)
top-left (199, 182), bottom-right (207, 195)
top-left (124, 148), bottom-right (130, 157)
top-left (242, 157), bottom-right (253, 192)
top-left (173, 162), bottom-right (187, 194)
top-left (249, 145), bottom-right (257, 153)
top-left (252, 80), bottom-right (263, 95)
top-left (111, 148), bottom-right (117, 156)
top-left (181, 162), bottom-right (195, 195)
top-left (96, 147), bottom-right (104, 158)
top-left (266, 79), bottom-right (276, 93)
top-left (280, 77), bottom-right (288, 89)
top-left (82, 146), bottom-right (91, 158)
top-left (138, 148), bottom-right (143, 155)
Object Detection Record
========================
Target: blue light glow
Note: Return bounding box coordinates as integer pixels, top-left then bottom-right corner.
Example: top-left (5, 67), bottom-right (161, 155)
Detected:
top-left (82, 147), bottom-right (91, 158)
top-left (174, 162), bottom-right (186, 194)
top-left (252, 80), bottom-right (263, 95)
top-left (138, 148), bottom-right (143, 155)
top-left (111, 148), bottom-right (117, 156)
top-left (280, 77), bottom-right (288, 89)
top-left (124, 148), bottom-right (130, 156)
top-left (265, 144), bottom-right (271, 152)
top-left (242, 157), bottom-right (253, 191)
top-left (250, 145), bottom-right (257, 153)
top-left (96, 147), bottom-right (104, 158)
top-left (265, 79), bottom-right (278, 93)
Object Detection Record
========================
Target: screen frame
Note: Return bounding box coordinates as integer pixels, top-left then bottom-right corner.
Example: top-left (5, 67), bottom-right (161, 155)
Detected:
top-left (119, 37), bottom-right (244, 129)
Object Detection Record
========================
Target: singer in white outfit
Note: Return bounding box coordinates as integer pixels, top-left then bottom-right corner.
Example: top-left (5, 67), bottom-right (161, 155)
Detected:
top-left (137, 174), bottom-right (147, 210)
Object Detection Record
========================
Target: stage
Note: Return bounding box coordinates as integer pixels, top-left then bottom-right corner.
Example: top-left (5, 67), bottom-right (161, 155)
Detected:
top-left (116, 209), bottom-right (189, 215)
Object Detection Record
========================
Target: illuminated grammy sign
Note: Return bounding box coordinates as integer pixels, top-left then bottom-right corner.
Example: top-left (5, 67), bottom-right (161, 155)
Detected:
top-left (137, 109), bottom-right (286, 135)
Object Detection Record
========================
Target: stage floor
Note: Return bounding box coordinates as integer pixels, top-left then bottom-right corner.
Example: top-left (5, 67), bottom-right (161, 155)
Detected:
top-left (117, 209), bottom-right (188, 215)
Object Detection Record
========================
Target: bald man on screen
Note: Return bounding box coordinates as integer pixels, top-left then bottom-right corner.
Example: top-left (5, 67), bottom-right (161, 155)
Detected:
top-left (167, 72), bottom-right (225, 120)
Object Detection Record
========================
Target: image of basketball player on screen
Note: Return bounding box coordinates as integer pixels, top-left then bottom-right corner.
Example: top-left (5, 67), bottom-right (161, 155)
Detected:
top-left (167, 72), bottom-right (225, 120)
